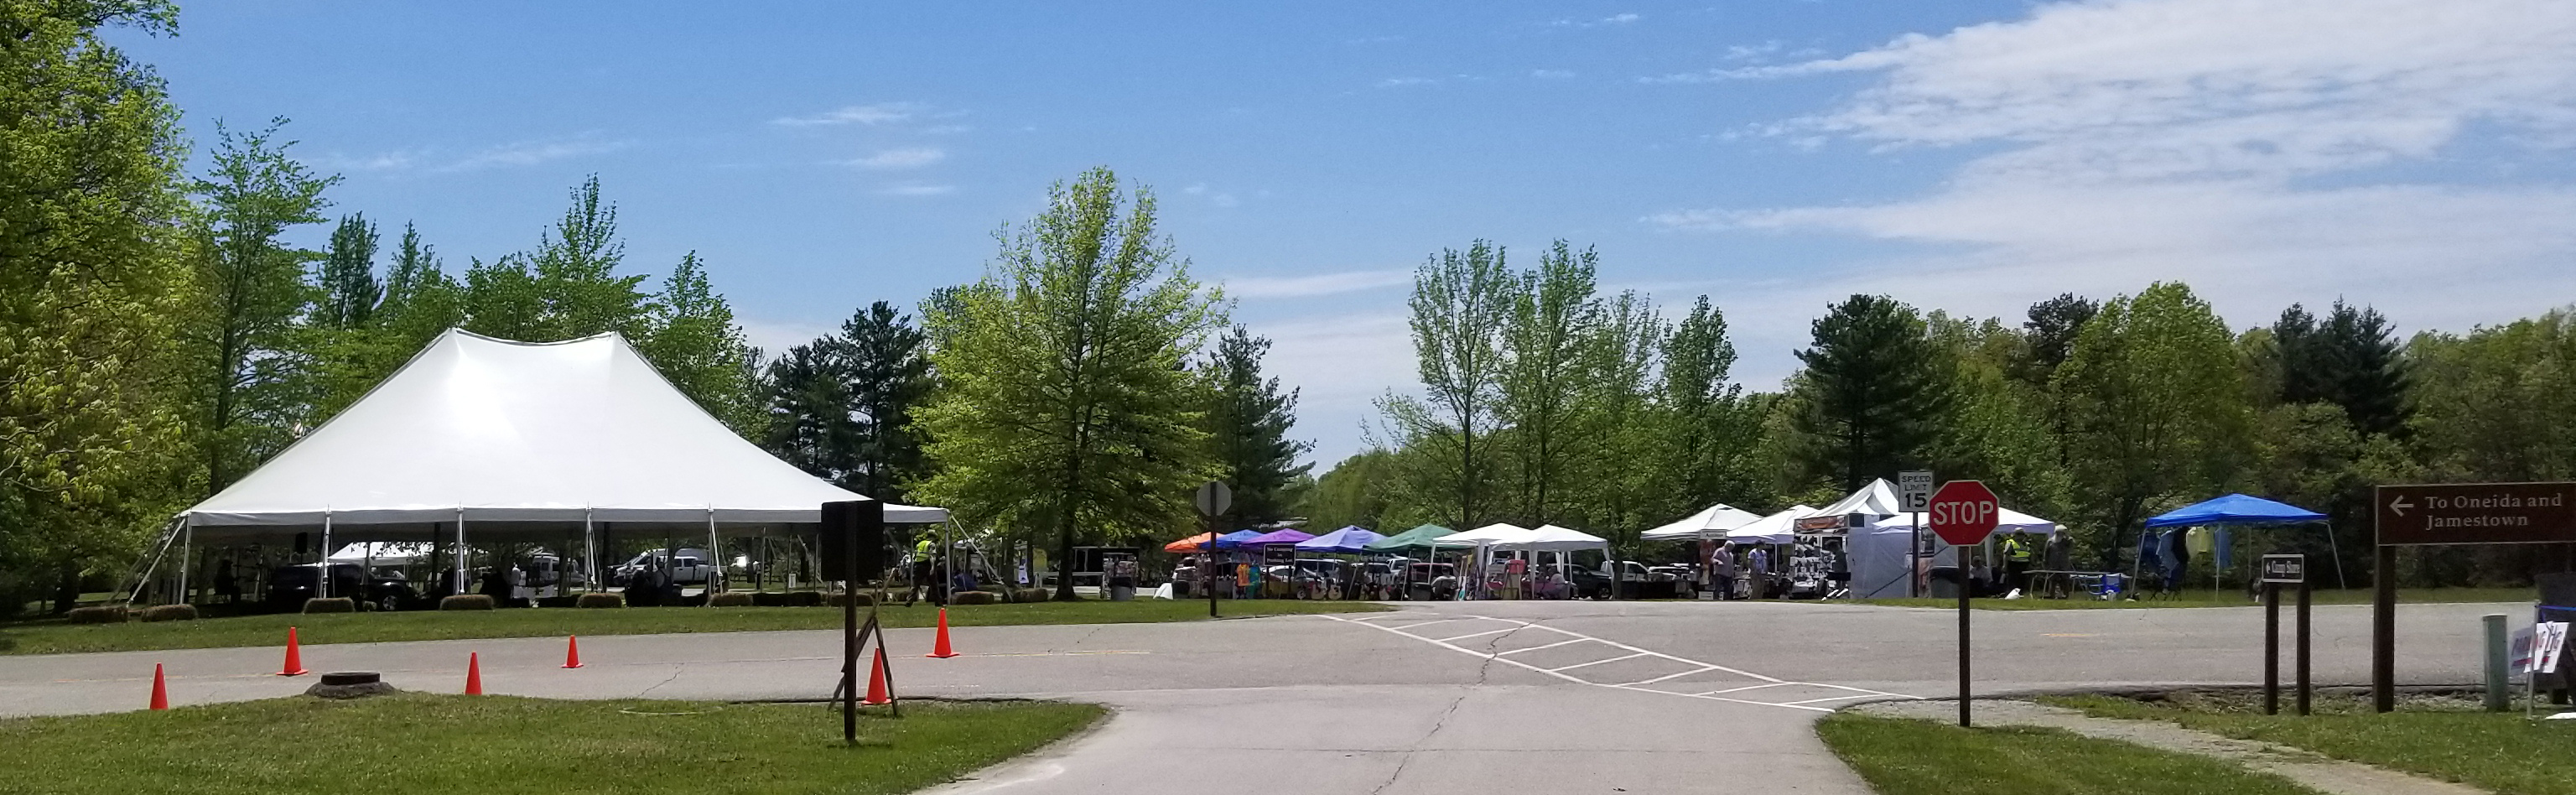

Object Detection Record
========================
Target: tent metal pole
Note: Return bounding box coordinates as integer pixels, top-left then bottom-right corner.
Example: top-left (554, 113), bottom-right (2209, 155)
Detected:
top-left (320, 511), bottom-right (334, 600)
top-left (2324, 521), bottom-right (2348, 590)
top-left (706, 507), bottom-right (719, 602)
top-left (454, 508), bottom-right (467, 595)
top-left (584, 510), bottom-right (596, 595)
top-left (177, 521), bottom-right (192, 605)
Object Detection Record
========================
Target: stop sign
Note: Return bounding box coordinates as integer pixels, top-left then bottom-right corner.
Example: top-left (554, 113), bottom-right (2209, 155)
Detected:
top-left (1927, 480), bottom-right (2000, 546)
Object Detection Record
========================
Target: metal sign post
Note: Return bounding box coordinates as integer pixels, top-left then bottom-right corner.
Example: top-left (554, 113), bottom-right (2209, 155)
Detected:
top-left (1899, 470), bottom-right (1933, 598)
top-left (1195, 482), bottom-right (1232, 619)
top-left (2259, 553), bottom-right (2307, 715)
top-left (2372, 482), bottom-right (2576, 712)
top-left (1928, 480), bottom-right (1998, 728)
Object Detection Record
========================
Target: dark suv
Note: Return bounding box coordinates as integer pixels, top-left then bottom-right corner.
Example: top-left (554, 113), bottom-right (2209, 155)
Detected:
top-left (267, 564), bottom-right (417, 611)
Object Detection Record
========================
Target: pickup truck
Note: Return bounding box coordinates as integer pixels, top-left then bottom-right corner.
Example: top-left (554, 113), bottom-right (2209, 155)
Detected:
top-left (612, 548), bottom-right (714, 585)
top-left (1570, 561), bottom-right (1654, 600)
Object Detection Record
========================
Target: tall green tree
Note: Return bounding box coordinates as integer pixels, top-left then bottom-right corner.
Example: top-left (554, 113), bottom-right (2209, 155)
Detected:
top-left (315, 213), bottom-right (381, 329)
top-left (638, 252), bottom-right (759, 434)
top-left (1661, 295), bottom-right (1763, 510)
top-left (1202, 326), bottom-right (1311, 524)
top-left (1787, 294), bottom-right (1950, 492)
top-left (1567, 291), bottom-right (1665, 584)
top-left (0, 0), bottom-right (195, 611)
top-left (460, 176), bottom-right (651, 344)
top-left (1378, 241), bottom-right (1514, 530)
top-left (2273, 300), bottom-right (2410, 438)
top-left (1498, 242), bottom-right (1602, 526)
top-left (837, 300), bottom-right (932, 502)
top-left (2056, 282), bottom-right (2251, 570)
top-left (1303, 449), bottom-right (1405, 532)
top-left (761, 341), bottom-right (856, 481)
top-left (912, 167), bottom-right (1223, 600)
top-left (187, 118), bottom-right (337, 495)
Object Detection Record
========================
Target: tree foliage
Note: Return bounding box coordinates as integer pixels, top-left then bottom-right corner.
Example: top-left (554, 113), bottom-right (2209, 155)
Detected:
top-left (1377, 242), bottom-right (1514, 530)
top-left (912, 167), bottom-right (1222, 599)
top-left (1202, 326), bottom-right (1311, 524)
top-left (185, 119), bottom-right (336, 495)
top-left (1788, 294), bottom-right (1950, 493)
top-left (2056, 282), bottom-right (2251, 570)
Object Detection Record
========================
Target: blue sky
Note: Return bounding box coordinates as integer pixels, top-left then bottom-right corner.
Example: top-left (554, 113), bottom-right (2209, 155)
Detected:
top-left (117, 1), bottom-right (2576, 469)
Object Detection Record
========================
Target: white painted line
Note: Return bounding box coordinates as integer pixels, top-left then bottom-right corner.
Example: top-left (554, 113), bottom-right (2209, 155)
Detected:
top-left (1317, 615), bottom-right (1915, 714)
top-left (1433, 627), bottom-right (1520, 642)
top-left (1618, 665), bottom-right (1722, 687)
top-left (1780, 694), bottom-right (1879, 705)
top-left (1459, 614), bottom-right (1786, 684)
top-left (1693, 683), bottom-right (1793, 696)
top-left (1547, 652), bottom-right (1650, 673)
top-left (1494, 638), bottom-right (1592, 656)
top-left (1386, 619), bottom-right (1460, 631)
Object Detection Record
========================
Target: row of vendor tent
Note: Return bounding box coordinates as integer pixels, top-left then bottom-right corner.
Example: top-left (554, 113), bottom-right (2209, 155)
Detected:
top-left (1165, 522), bottom-right (1612, 555)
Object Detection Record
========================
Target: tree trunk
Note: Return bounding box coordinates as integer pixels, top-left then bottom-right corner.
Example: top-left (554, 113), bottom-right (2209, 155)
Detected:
top-left (51, 559), bottom-right (80, 614)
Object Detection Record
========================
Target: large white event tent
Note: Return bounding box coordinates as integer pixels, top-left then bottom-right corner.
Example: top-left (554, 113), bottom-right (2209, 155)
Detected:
top-left (162, 330), bottom-right (946, 594)
top-left (1640, 503), bottom-right (1764, 542)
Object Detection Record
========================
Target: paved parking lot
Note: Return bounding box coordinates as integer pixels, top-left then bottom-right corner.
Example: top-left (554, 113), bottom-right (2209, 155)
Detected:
top-left (0, 599), bottom-right (2516, 795)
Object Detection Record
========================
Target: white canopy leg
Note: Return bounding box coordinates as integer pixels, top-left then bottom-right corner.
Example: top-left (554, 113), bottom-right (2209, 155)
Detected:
top-left (319, 511), bottom-right (333, 600)
top-left (454, 507), bottom-right (467, 595)
top-left (584, 509), bottom-right (596, 595)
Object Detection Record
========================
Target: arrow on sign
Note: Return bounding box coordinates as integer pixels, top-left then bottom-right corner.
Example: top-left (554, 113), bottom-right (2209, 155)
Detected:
top-left (2387, 496), bottom-right (2412, 517)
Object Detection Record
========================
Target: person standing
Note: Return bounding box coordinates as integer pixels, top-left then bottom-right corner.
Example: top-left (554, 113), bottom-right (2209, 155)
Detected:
top-left (2043, 531), bottom-right (2074, 598)
top-left (906, 534), bottom-right (935, 606)
top-left (1711, 545), bottom-right (1737, 601)
top-left (2002, 532), bottom-right (2033, 595)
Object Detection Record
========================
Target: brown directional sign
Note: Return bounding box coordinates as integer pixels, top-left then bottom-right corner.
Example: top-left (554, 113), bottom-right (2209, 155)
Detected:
top-left (2375, 482), bottom-right (2576, 545)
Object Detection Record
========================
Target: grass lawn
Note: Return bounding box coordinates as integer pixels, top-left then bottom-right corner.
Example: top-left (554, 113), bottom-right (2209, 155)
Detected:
top-left (0, 694), bottom-right (1101, 795)
top-left (0, 598), bottom-right (1388, 656)
top-left (1815, 711), bottom-right (2319, 795)
top-left (2044, 691), bottom-right (2576, 795)
top-left (1856, 586), bottom-right (2535, 611)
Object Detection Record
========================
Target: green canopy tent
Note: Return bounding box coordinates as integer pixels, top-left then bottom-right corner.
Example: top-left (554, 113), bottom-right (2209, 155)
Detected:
top-left (1364, 524), bottom-right (1454, 599)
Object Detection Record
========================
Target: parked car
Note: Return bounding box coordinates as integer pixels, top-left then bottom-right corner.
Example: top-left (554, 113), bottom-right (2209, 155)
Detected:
top-left (267, 564), bottom-right (416, 611)
top-left (1570, 561), bottom-right (1654, 599)
top-left (611, 548), bottom-right (714, 585)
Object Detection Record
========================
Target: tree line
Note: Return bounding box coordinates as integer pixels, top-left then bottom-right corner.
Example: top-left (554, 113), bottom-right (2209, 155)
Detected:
top-left (2, 4), bottom-right (756, 611)
top-left (1319, 247), bottom-right (2576, 588)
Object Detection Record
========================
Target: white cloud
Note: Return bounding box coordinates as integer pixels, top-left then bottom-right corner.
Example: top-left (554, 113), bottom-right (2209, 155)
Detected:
top-left (1254, 313), bottom-right (1419, 465)
top-left (1531, 69), bottom-right (1576, 80)
top-left (1655, 0), bottom-right (2576, 340)
top-left (875, 182), bottom-right (956, 197)
top-left (736, 318), bottom-right (838, 357)
top-left (1223, 269), bottom-right (1411, 299)
top-left (1555, 13), bottom-right (1641, 28)
top-left (433, 136), bottom-right (630, 172)
top-left (771, 102), bottom-right (924, 127)
top-left (839, 147), bottom-right (946, 169)
top-left (1376, 76), bottom-right (1437, 89)
top-left (1182, 183), bottom-right (1241, 207)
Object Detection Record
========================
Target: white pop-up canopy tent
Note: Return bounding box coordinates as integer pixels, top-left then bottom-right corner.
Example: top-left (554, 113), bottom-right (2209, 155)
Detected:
top-left (158, 330), bottom-right (947, 596)
top-left (1846, 507), bottom-right (2062, 599)
top-left (1814, 479), bottom-right (1904, 521)
top-left (1727, 506), bottom-right (1819, 544)
top-left (1434, 523), bottom-right (1535, 548)
top-left (1641, 503), bottom-right (1765, 541)
top-left (1496, 524), bottom-right (1609, 552)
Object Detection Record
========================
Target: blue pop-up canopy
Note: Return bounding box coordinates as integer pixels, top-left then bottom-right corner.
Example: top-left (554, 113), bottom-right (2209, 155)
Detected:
top-left (2140, 493), bottom-right (2341, 589)
top-left (2145, 494), bottom-right (2326, 527)
top-left (1212, 529), bottom-right (1265, 550)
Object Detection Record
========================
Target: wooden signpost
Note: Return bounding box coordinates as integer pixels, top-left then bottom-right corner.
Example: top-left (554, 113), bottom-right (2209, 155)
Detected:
top-left (2371, 481), bottom-right (2576, 712)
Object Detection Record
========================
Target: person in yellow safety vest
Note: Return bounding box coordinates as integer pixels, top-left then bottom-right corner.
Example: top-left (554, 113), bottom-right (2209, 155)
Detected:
top-left (906, 536), bottom-right (935, 606)
top-left (2001, 532), bottom-right (2034, 595)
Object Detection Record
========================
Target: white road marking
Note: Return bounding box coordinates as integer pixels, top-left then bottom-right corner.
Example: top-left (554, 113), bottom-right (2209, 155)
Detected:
top-left (1618, 665), bottom-right (1722, 687)
top-left (1387, 619), bottom-right (1460, 631)
top-left (1320, 613), bottom-right (1920, 714)
top-left (1493, 637), bottom-right (1592, 656)
top-left (1433, 627), bottom-right (1521, 642)
top-left (1547, 652), bottom-right (1651, 672)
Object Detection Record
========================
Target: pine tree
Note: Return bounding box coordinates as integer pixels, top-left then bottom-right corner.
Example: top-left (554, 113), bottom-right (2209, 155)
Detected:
top-left (1788, 294), bottom-right (1950, 491)
top-left (836, 300), bottom-right (932, 502)
top-left (762, 341), bottom-right (856, 481)
top-left (316, 213), bottom-right (381, 329)
top-left (1203, 326), bottom-right (1312, 523)
top-left (2274, 300), bottom-right (2409, 437)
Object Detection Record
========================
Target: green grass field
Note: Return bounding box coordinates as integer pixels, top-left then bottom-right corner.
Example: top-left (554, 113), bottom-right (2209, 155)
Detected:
top-left (0, 598), bottom-right (1388, 656)
top-left (2044, 692), bottom-right (2576, 795)
top-left (0, 694), bottom-right (1102, 795)
top-left (1857, 586), bottom-right (2534, 611)
top-left (1815, 712), bottom-right (2319, 795)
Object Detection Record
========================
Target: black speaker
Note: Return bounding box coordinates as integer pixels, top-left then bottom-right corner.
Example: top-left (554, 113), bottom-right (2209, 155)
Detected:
top-left (294, 533), bottom-right (309, 555)
top-left (818, 500), bottom-right (886, 581)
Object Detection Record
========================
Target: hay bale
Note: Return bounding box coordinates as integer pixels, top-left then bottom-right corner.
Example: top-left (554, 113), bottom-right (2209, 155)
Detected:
top-left (951, 590), bottom-right (1001, 605)
top-left (533, 595), bottom-right (580, 608)
top-left (1012, 588), bottom-right (1052, 604)
top-left (301, 597), bottom-right (356, 614)
top-left (825, 592), bottom-right (875, 607)
top-left (138, 604), bottom-right (198, 622)
top-left (575, 592), bottom-right (625, 609)
top-left (65, 605), bottom-right (127, 624)
top-left (749, 591), bottom-right (787, 606)
top-left (787, 590), bottom-right (825, 607)
top-left (708, 592), bottom-right (754, 607)
top-left (438, 595), bottom-right (496, 611)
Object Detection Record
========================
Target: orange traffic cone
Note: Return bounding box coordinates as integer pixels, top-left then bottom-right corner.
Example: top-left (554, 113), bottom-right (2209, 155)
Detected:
top-left (563, 636), bottom-right (584, 669)
top-left (926, 608), bottom-right (959, 658)
top-left (148, 663), bottom-right (169, 710)
top-left (277, 626), bottom-right (309, 676)
top-left (863, 649), bottom-right (892, 705)
top-left (465, 652), bottom-right (484, 695)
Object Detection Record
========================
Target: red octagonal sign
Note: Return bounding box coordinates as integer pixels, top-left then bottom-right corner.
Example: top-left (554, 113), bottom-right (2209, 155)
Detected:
top-left (1927, 480), bottom-right (2000, 546)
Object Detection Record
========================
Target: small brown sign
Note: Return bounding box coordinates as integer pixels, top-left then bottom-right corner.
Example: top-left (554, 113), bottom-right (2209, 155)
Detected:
top-left (2375, 482), bottom-right (2576, 546)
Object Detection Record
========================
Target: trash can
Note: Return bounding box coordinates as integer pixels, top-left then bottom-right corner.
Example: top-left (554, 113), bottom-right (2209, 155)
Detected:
top-left (1928, 566), bottom-right (1965, 599)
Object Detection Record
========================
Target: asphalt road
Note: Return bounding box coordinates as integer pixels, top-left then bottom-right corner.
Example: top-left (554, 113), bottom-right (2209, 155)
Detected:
top-left (0, 599), bottom-right (2517, 794)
